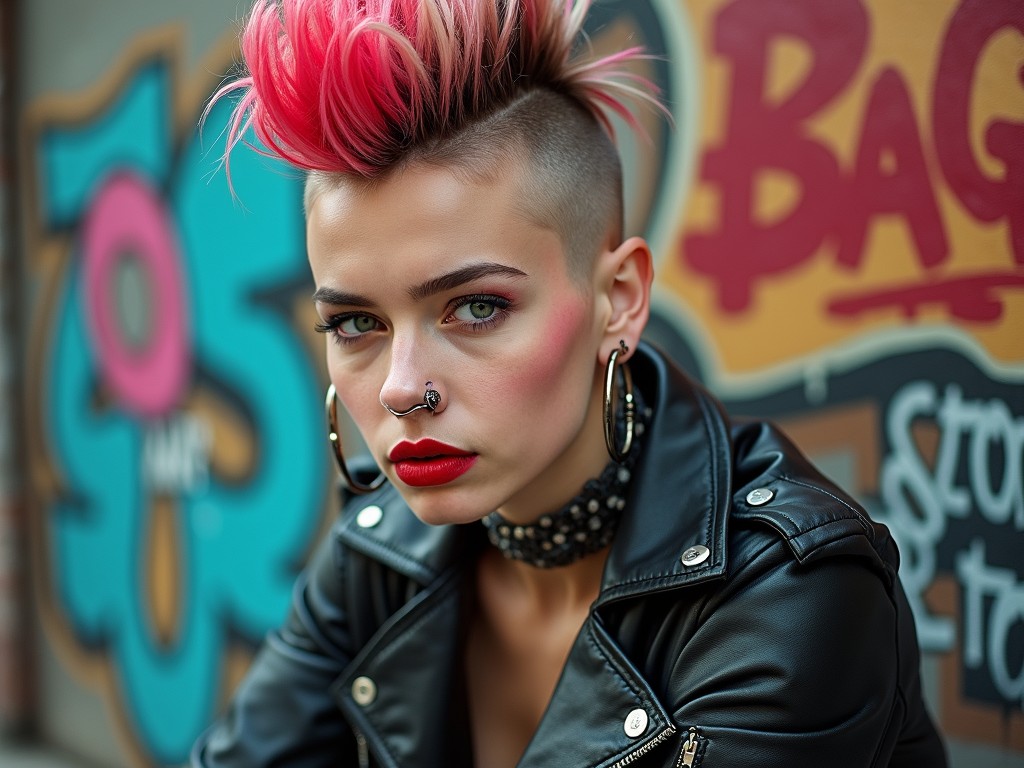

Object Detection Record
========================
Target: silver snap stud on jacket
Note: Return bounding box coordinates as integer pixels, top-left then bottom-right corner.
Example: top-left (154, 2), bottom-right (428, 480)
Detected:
top-left (356, 505), bottom-right (384, 528)
top-left (623, 708), bottom-right (649, 738)
top-left (745, 487), bottom-right (774, 506)
top-left (352, 676), bottom-right (377, 706)
top-left (681, 545), bottom-right (710, 567)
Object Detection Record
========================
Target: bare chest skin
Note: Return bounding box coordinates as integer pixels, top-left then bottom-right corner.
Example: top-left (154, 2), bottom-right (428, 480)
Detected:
top-left (465, 547), bottom-right (608, 768)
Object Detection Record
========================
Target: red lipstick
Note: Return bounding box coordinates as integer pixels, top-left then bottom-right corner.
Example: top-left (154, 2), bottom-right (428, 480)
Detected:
top-left (388, 439), bottom-right (477, 487)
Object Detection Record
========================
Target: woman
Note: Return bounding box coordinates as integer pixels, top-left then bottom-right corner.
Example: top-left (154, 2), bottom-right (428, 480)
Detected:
top-left (193, 1), bottom-right (946, 766)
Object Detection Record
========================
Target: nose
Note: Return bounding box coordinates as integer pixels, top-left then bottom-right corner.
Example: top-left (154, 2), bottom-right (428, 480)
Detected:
top-left (378, 337), bottom-right (445, 416)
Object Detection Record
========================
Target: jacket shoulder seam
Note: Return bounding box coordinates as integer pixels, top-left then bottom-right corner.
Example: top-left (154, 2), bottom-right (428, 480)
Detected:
top-left (733, 474), bottom-right (885, 566)
top-left (747, 473), bottom-right (873, 538)
top-left (779, 474), bottom-right (871, 529)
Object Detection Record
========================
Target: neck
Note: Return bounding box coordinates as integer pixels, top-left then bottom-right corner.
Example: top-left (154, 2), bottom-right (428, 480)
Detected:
top-left (478, 543), bottom-right (609, 616)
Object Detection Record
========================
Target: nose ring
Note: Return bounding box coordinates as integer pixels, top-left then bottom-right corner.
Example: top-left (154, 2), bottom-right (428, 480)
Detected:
top-left (381, 381), bottom-right (441, 417)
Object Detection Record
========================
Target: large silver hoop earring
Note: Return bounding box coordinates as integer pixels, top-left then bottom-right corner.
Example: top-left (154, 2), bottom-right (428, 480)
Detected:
top-left (603, 340), bottom-right (635, 462)
top-left (326, 383), bottom-right (385, 494)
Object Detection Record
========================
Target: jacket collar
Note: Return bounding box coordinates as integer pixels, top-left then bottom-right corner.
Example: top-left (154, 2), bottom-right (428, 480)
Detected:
top-left (338, 342), bottom-right (734, 601)
top-left (597, 342), bottom-right (733, 604)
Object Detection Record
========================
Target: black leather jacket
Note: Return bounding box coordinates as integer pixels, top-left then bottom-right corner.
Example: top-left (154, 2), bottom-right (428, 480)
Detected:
top-left (193, 344), bottom-right (946, 767)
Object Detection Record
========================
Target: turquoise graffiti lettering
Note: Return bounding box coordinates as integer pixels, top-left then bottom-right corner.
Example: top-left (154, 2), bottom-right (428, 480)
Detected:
top-left (36, 57), bottom-right (325, 763)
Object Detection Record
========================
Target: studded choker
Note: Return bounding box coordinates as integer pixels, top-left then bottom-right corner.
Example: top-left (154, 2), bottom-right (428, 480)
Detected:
top-left (481, 413), bottom-right (646, 568)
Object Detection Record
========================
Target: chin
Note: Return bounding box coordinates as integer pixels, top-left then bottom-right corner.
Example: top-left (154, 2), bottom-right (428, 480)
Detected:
top-left (395, 486), bottom-right (490, 527)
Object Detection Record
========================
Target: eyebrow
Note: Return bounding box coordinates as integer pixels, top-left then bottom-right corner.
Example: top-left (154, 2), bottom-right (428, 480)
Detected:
top-left (311, 286), bottom-right (375, 307)
top-left (312, 262), bottom-right (527, 307)
top-left (408, 262), bottom-right (527, 301)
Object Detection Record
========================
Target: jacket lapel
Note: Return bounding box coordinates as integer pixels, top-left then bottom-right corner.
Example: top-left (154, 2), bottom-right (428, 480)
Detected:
top-left (333, 563), bottom-right (472, 768)
top-left (519, 618), bottom-right (677, 767)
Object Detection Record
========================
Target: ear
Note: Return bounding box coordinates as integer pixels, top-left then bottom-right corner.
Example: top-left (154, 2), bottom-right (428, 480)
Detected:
top-left (594, 236), bottom-right (653, 365)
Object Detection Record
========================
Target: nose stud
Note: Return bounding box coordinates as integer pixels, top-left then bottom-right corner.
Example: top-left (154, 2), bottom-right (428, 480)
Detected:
top-left (381, 381), bottom-right (441, 417)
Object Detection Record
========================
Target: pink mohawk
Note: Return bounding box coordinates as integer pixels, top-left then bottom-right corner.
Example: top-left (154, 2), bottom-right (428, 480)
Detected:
top-left (212, 0), bottom-right (658, 176)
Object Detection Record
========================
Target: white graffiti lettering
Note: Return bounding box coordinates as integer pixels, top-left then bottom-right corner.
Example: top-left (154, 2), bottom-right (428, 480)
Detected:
top-left (956, 539), bottom-right (1024, 707)
top-left (881, 382), bottom-right (954, 648)
top-left (142, 414), bottom-right (211, 494)
top-left (879, 382), bottom-right (1024, 659)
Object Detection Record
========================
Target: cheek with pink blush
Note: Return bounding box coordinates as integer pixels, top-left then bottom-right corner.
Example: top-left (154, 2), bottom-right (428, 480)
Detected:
top-left (498, 299), bottom-right (594, 404)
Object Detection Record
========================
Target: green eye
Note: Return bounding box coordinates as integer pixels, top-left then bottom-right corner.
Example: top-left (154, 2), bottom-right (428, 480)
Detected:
top-left (339, 315), bottom-right (380, 335)
top-left (453, 300), bottom-right (497, 321)
top-left (446, 294), bottom-right (511, 329)
top-left (470, 301), bottom-right (495, 319)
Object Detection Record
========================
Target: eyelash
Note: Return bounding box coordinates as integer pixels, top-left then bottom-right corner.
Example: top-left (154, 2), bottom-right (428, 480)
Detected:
top-left (443, 294), bottom-right (513, 331)
top-left (312, 313), bottom-right (378, 346)
top-left (313, 294), bottom-right (513, 345)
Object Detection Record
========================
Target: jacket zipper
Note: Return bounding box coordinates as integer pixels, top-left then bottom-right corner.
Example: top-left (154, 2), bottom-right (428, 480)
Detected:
top-left (676, 727), bottom-right (701, 767)
top-left (610, 725), bottom-right (677, 767)
top-left (354, 727), bottom-right (369, 768)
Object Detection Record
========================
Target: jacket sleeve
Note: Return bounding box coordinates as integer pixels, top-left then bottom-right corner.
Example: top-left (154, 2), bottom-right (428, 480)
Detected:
top-left (191, 526), bottom-right (358, 767)
top-left (665, 532), bottom-right (946, 767)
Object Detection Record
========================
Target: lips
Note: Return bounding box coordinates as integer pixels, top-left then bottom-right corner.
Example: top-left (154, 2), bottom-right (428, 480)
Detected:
top-left (388, 439), bottom-right (477, 487)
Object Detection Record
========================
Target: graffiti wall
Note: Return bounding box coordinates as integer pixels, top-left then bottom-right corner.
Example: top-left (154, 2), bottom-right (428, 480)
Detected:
top-left (22, 26), bottom-right (331, 765)
top-left (643, 0), bottom-right (1024, 756)
top-left (15, 0), bottom-right (1022, 765)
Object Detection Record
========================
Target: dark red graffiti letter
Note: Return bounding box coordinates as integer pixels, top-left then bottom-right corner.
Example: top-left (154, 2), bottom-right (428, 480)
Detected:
top-left (683, 0), bottom-right (869, 312)
top-left (837, 68), bottom-right (948, 269)
top-left (934, 0), bottom-right (1024, 263)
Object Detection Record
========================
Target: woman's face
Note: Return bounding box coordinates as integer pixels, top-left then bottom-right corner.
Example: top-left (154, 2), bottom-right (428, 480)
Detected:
top-left (307, 162), bottom-right (613, 526)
